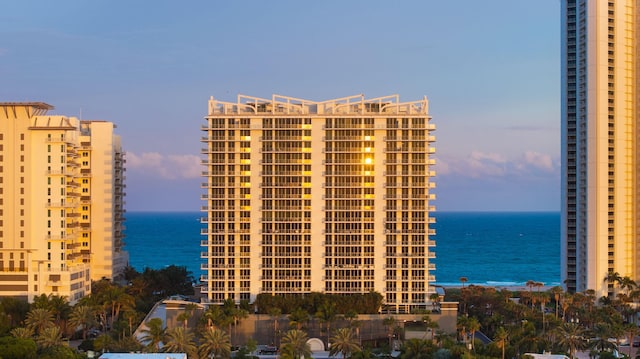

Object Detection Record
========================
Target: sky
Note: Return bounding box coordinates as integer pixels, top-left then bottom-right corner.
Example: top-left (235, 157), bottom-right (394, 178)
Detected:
top-left (0, 1), bottom-right (561, 212)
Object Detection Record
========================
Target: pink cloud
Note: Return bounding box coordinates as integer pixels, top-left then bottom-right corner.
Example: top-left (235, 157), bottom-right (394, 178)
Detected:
top-left (126, 152), bottom-right (200, 179)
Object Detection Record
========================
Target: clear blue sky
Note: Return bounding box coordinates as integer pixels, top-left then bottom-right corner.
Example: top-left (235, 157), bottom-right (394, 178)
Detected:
top-left (0, 1), bottom-right (560, 212)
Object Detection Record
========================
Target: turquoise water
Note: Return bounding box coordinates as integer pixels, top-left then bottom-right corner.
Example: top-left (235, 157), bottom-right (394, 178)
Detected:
top-left (124, 211), bottom-right (560, 287)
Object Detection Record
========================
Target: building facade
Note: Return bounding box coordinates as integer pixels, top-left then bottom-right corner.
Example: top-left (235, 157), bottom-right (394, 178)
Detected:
top-left (0, 102), bottom-right (128, 303)
top-left (201, 94), bottom-right (436, 313)
top-left (561, 0), bottom-right (640, 295)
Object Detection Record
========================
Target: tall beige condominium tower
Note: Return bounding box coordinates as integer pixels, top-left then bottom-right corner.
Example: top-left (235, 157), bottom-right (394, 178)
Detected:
top-left (561, 0), bottom-right (640, 296)
top-left (0, 103), bottom-right (128, 303)
top-left (201, 94), bottom-right (436, 313)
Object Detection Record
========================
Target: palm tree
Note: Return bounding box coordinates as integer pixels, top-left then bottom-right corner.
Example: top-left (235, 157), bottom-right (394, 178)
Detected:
top-left (460, 277), bottom-right (468, 313)
top-left (316, 301), bottom-right (337, 346)
top-left (351, 347), bottom-right (378, 359)
top-left (467, 316), bottom-right (480, 351)
top-left (68, 304), bottom-right (97, 340)
top-left (456, 316), bottom-right (469, 345)
top-left (10, 326), bottom-right (33, 339)
top-left (203, 304), bottom-right (227, 329)
top-left (36, 326), bottom-right (64, 349)
top-left (383, 316), bottom-right (396, 348)
top-left (139, 317), bottom-right (165, 351)
top-left (550, 286), bottom-right (563, 320)
top-left (163, 326), bottom-right (197, 357)
top-left (268, 307), bottom-right (282, 346)
top-left (94, 333), bottom-right (115, 353)
top-left (589, 323), bottom-right (616, 353)
top-left (280, 329), bottom-right (311, 359)
top-left (199, 327), bottom-right (231, 359)
top-left (32, 293), bottom-right (70, 327)
top-left (25, 307), bottom-right (54, 335)
top-left (422, 314), bottom-right (439, 341)
top-left (624, 323), bottom-right (640, 357)
top-left (605, 271), bottom-right (623, 296)
top-left (555, 322), bottom-right (587, 359)
top-left (401, 338), bottom-right (432, 359)
top-left (494, 326), bottom-right (508, 359)
top-left (122, 307), bottom-right (143, 336)
top-left (330, 328), bottom-right (361, 358)
top-left (525, 280), bottom-right (536, 308)
top-left (288, 308), bottom-right (309, 330)
top-left (429, 293), bottom-right (441, 313)
top-left (177, 303), bottom-right (199, 329)
top-left (459, 277), bottom-right (468, 288)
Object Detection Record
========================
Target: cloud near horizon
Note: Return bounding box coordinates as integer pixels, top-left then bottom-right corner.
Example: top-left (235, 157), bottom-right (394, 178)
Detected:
top-left (126, 152), bottom-right (200, 179)
top-left (436, 150), bottom-right (558, 179)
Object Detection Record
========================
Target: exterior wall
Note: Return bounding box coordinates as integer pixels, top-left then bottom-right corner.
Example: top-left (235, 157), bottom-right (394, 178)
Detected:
top-left (201, 95), bottom-right (436, 313)
top-left (165, 303), bottom-right (458, 346)
top-left (562, 0), bottom-right (640, 296)
top-left (0, 103), bottom-right (126, 303)
top-left (80, 121), bottom-right (128, 281)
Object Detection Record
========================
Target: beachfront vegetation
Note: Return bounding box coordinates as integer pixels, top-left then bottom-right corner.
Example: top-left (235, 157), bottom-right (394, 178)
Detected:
top-left (3, 270), bottom-right (640, 358)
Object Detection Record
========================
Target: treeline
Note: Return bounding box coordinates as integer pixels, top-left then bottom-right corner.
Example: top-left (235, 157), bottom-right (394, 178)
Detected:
top-left (0, 265), bottom-right (195, 359)
top-left (253, 291), bottom-right (383, 315)
top-left (123, 265), bottom-right (195, 313)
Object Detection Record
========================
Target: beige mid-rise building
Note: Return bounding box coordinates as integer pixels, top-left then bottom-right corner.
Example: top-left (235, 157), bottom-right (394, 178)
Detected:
top-left (0, 102), bottom-right (128, 303)
top-left (201, 94), bottom-right (436, 313)
top-left (561, 0), bottom-right (640, 296)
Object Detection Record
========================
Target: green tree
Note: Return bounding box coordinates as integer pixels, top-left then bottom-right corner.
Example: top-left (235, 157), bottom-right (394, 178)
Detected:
top-left (203, 304), bottom-right (229, 330)
top-left (25, 307), bottom-right (54, 335)
top-left (316, 301), bottom-right (337, 346)
top-left (10, 326), bottom-right (34, 339)
top-left (112, 335), bottom-right (144, 353)
top-left (269, 307), bottom-right (282, 346)
top-left (280, 329), bottom-right (311, 359)
top-left (199, 327), bottom-right (231, 359)
top-left (422, 314), bottom-right (439, 341)
top-left (330, 328), bottom-right (361, 358)
top-left (177, 303), bottom-right (199, 329)
top-left (550, 286), bottom-right (564, 320)
top-left (383, 316), bottom-right (397, 348)
top-left (288, 308), bottom-right (309, 330)
top-left (623, 323), bottom-right (640, 357)
top-left (401, 338), bottom-right (433, 359)
top-left (38, 345), bottom-right (83, 359)
top-left (351, 348), bottom-right (378, 359)
top-left (94, 333), bottom-right (115, 353)
top-left (139, 317), bottom-right (165, 351)
top-left (32, 294), bottom-right (71, 329)
top-left (589, 323), bottom-right (616, 353)
top-left (68, 304), bottom-right (96, 340)
top-left (467, 317), bottom-right (480, 351)
top-left (0, 336), bottom-right (37, 359)
top-left (494, 326), bottom-right (508, 359)
top-left (163, 326), bottom-right (197, 357)
top-left (36, 326), bottom-right (64, 349)
top-left (555, 322), bottom-right (587, 359)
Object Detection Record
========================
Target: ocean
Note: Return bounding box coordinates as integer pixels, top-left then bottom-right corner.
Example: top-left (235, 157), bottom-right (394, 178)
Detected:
top-left (124, 211), bottom-right (560, 287)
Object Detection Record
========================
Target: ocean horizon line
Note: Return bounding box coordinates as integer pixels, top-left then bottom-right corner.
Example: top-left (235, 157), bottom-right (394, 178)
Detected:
top-left (435, 281), bottom-right (563, 288)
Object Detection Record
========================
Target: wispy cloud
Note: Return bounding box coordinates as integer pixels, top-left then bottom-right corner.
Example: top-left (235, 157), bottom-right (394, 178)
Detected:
top-left (436, 150), bottom-right (558, 179)
top-left (126, 152), bottom-right (200, 179)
